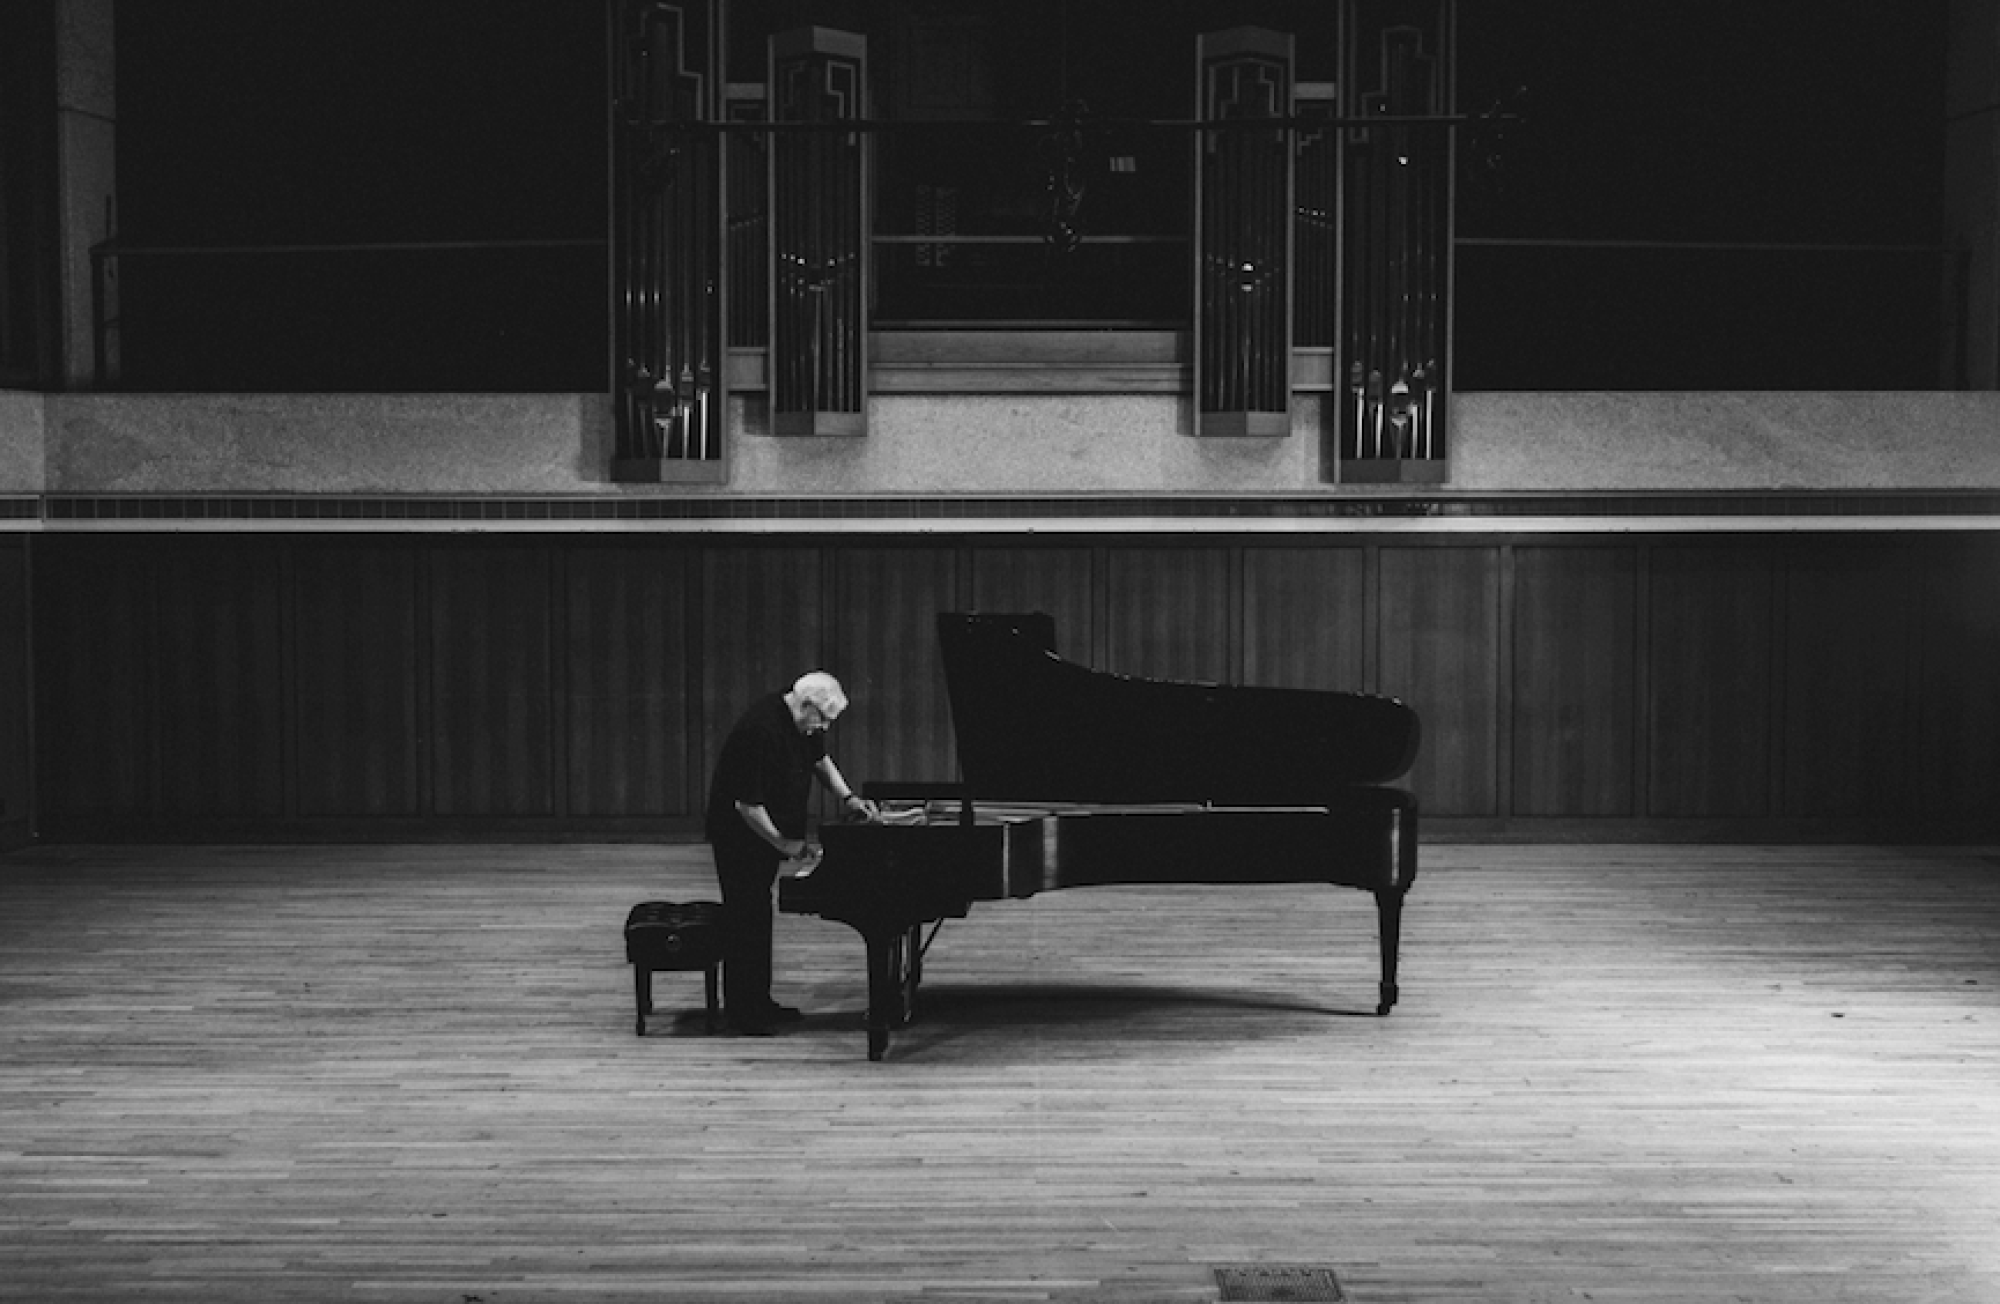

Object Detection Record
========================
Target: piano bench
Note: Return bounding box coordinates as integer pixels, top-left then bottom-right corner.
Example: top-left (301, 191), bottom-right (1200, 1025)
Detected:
top-left (623, 901), bottom-right (724, 1037)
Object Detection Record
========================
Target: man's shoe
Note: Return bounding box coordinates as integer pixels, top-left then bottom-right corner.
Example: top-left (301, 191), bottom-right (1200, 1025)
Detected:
top-left (727, 1018), bottom-right (777, 1037)
top-left (763, 1003), bottom-right (805, 1023)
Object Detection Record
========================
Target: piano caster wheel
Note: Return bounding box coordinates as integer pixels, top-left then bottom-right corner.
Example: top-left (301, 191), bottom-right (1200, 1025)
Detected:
top-left (867, 1029), bottom-right (888, 1062)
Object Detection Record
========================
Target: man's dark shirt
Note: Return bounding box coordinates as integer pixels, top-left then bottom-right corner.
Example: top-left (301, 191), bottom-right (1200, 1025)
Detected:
top-left (704, 692), bottom-right (826, 850)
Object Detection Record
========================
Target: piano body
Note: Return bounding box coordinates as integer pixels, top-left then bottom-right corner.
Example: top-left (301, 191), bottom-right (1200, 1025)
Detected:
top-left (777, 612), bottom-right (1420, 1060)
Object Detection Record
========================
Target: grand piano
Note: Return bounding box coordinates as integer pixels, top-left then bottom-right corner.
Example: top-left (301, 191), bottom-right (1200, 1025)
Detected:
top-left (778, 612), bottom-right (1420, 1060)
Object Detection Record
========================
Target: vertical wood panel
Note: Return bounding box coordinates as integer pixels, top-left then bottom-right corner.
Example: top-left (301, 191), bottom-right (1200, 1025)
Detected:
top-left (968, 547), bottom-right (1095, 658)
top-left (1512, 546), bottom-right (1638, 816)
top-left (34, 539), bottom-right (154, 822)
top-left (1103, 548), bottom-right (1231, 682)
top-left (154, 540), bottom-right (286, 818)
top-left (565, 543), bottom-right (692, 817)
top-left (1913, 535), bottom-right (2000, 821)
top-left (830, 547), bottom-right (958, 788)
top-left (699, 547), bottom-right (823, 789)
top-left (294, 541), bottom-right (421, 817)
top-left (430, 543), bottom-right (555, 817)
top-left (1377, 546), bottom-right (1501, 817)
top-left (1646, 543), bottom-right (1776, 818)
top-left (1781, 540), bottom-right (1916, 818)
top-left (1241, 546), bottom-right (1365, 689)
top-left (0, 539), bottom-right (30, 833)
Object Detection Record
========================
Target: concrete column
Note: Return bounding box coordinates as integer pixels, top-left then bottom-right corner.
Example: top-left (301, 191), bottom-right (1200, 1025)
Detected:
top-left (1948, 0), bottom-right (2000, 388)
top-left (54, 0), bottom-right (115, 389)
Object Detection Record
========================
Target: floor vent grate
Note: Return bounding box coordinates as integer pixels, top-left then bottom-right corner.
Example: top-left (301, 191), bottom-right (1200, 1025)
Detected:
top-left (1212, 1264), bottom-right (1345, 1301)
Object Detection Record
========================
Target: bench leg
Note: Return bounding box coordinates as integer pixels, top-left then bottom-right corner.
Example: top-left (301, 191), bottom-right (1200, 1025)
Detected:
top-left (634, 966), bottom-right (651, 1036)
top-left (703, 964), bottom-right (721, 1032)
top-left (1375, 889), bottom-right (1404, 1016)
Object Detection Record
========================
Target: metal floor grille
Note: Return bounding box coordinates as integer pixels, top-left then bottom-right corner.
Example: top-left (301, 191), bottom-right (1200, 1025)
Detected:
top-left (1212, 1264), bottom-right (1346, 1302)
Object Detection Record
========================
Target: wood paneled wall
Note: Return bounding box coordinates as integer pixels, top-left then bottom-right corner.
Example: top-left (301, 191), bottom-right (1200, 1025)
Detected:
top-left (24, 531), bottom-right (2000, 840)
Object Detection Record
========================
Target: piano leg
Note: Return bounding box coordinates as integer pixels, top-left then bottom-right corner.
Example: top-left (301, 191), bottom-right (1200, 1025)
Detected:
top-left (1375, 888), bottom-right (1405, 1016)
top-left (862, 927), bottom-right (920, 1061)
top-left (864, 934), bottom-right (894, 1060)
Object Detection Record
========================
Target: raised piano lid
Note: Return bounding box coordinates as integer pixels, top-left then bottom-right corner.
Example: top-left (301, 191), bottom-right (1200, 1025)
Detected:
top-left (937, 612), bottom-right (1420, 808)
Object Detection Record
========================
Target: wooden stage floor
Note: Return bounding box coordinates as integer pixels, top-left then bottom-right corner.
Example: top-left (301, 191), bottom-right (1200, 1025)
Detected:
top-left (2, 842), bottom-right (1997, 1303)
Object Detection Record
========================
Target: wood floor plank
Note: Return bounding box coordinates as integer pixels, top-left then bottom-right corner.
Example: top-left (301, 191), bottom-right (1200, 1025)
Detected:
top-left (1, 842), bottom-right (1997, 1303)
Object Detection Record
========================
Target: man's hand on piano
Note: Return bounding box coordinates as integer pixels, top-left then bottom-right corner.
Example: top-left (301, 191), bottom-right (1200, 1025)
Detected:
top-left (840, 793), bottom-right (881, 824)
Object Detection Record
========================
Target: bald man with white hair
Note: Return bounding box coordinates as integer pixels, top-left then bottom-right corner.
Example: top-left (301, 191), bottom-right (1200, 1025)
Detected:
top-left (704, 671), bottom-right (878, 1034)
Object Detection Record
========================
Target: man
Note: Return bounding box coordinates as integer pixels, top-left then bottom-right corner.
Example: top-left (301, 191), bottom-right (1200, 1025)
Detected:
top-left (704, 670), bottom-right (878, 1034)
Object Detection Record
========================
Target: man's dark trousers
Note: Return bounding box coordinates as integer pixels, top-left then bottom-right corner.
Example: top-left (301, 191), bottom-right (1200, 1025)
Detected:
top-left (713, 838), bottom-right (780, 1015)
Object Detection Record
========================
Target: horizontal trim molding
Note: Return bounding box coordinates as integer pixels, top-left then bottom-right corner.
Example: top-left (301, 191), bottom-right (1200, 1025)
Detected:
top-left (728, 336), bottom-right (1337, 394)
top-left (4, 490), bottom-right (2000, 534)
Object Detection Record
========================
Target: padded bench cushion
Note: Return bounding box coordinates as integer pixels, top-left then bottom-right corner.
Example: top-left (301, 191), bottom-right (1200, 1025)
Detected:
top-left (624, 901), bottom-right (725, 968)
